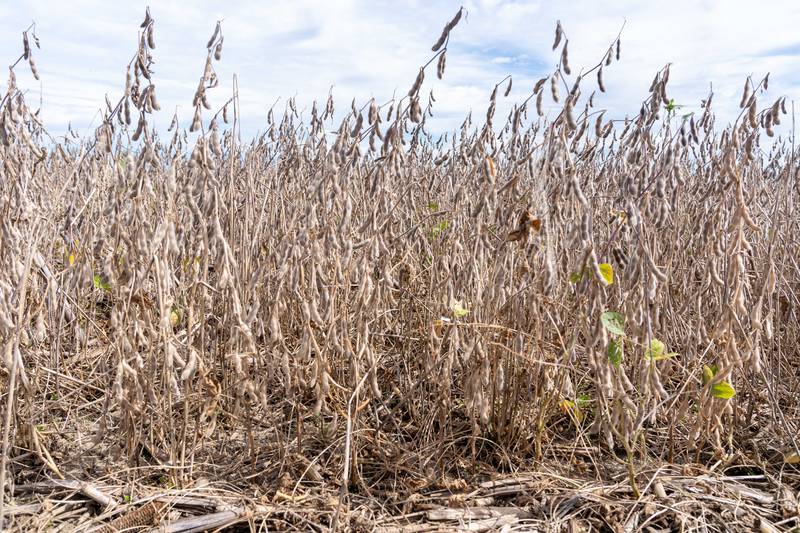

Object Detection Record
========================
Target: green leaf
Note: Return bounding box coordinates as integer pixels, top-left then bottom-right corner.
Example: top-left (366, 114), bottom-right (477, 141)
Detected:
top-left (426, 201), bottom-right (439, 210)
top-left (431, 220), bottom-right (449, 236)
top-left (600, 311), bottom-right (625, 336)
top-left (598, 263), bottom-right (614, 285)
top-left (702, 364), bottom-right (719, 385)
top-left (711, 381), bottom-right (736, 400)
top-left (93, 274), bottom-right (111, 292)
top-left (559, 398), bottom-right (585, 423)
top-left (608, 338), bottom-right (623, 368)
top-left (569, 271), bottom-right (583, 284)
top-left (644, 338), bottom-right (676, 361)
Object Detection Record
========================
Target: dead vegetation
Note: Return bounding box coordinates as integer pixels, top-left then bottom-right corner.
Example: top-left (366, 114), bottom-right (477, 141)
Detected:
top-left (1, 7), bottom-right (799, 532)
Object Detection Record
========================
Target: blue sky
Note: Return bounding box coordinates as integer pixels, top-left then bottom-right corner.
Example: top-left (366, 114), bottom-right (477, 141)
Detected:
top-left (2, 0), bottom-right (800, 140)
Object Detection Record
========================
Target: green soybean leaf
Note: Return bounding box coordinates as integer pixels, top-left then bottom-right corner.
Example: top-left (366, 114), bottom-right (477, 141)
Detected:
top-left (93, 274), bottom-right (111, 292)
top-left (645, 338), bottom-right (670, 360)
top-left (431, 220), bottom-right (449, 236)
top-left (600, 311), bottom-right (625, 336)
top-left (598, 263), bottom-right (614, 285)
top-left (702, 364), bottom-right (719, 385)
top-left (608, 338), bottom-right (623, 368)
top-left (711, 381), bottom-right (736, 399)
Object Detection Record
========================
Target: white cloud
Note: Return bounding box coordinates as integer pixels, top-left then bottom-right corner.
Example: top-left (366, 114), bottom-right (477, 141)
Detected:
top-left (1, 0), bottom-right (799, 141)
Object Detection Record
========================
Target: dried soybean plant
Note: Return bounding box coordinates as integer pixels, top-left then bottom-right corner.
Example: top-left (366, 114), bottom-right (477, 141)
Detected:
top-left (1, 8), bottom-right (800, 530)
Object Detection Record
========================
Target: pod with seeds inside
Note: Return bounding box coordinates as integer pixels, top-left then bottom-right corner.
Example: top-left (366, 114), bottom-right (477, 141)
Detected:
top-left (410, 98), bottom-right (422, 123)
top-left (552, 20), bottom-right (563, 50)
top-left (597, 66), bottom-right (606, 92)
top-left (202, 55), bottom-right (213, 81)
top-left (207, 21), bottom-right (220, 49)
top-left (28, 56), bottom-right (39, 80)
top-left (431, 8), bottom-right (462, 52)
top-left (648, 74), bottom-right (659, 94)
top-left (190, 106), bottom-right (202, 132)
top-left (504, 77), bottom-right (513, 97)
top-left (146, 24), bottom-right (155, 49)
top-left (550, 75), bottom-right (560, 103)
top-left (437, 50), bottom-right (446, 79)
top-left (350, 112), bottom-right (363, 137)
top-left (615, 38), bottom-right (621, 60)
top-left (383, 123), bottom-right (397, 151)
top-left (431, 31), bottom-right (447, 53)
top-left (595, 111), bottom-right (606, 138)
top-left (765, 119), bottom-right (774, 137)
top-left (564, 99), bottom-right (578, 130)
top-left (569, 75), bottom-right (581, 97)
top-left (368, 99), bottom-right (378, 125)
top-left (139, 51), bottom-right (153, 80)
top-left (215, 37), bottom-right (224, 61)
top-left (739, 78), bottom-right (750, 109)
top-left (748, 98), bottom-right (757, 129)
top-left (536, 90), bottom-right (544, 116)
top-left (533, 77), bottom-right (547, 94)
top-left (132, 115), bottom-right (145, 141)
top-left (209, 121), bottom-right (223, 156)
top-left (561, 40), bottom-right (571, 75)
top-left (22, 32), bottom-right (30, 60)
top-left (124, 66), bottom-right (132, 96)
top-left (770, 99), bottom-right (781, 125)
top-left (573, 117), bottom-right (587, 142)
top-left (409, 68), bottom-right (424, 97)
top-left (324, 92), bottom-right (334, 119)
top-left (149, 85), bottom-right (161, 111)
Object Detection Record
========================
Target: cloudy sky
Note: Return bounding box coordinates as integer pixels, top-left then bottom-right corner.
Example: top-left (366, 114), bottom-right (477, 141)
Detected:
top-left (2, 0), bottom-right (799, 140)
